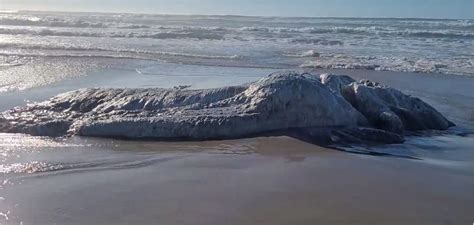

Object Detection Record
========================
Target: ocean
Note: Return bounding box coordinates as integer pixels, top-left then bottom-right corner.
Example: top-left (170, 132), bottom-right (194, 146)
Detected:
top-left (1, 11), bottom-right (473, 92)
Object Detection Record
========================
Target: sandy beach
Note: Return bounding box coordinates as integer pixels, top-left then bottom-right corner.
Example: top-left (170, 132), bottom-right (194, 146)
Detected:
top-left (1, 134), bottom-right (473, 225)
top-left (1, 64), bottom-right (474, 225)
top-left (1, 10), bottom-right (473, 225)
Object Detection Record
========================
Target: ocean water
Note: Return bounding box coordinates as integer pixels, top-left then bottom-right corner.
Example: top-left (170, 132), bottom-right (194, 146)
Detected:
top-left (1, 11), bottom-right (473, 92)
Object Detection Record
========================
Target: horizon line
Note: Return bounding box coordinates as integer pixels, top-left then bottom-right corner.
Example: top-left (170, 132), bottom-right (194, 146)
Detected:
top-left (2, 9), bottom-right (472, 21)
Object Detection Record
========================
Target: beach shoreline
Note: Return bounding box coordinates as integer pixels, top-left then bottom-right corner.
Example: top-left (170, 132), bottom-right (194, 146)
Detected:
top-left (0, 8), bottom-right (473, 225)
top-left (1, 65), bottom-right (474, 225)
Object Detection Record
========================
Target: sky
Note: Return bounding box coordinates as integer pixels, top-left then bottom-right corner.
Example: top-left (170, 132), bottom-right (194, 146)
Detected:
top-left (1, 0), bottom-right (473, 19)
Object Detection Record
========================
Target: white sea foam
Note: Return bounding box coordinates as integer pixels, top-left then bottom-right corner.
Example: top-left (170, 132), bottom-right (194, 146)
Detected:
top-left (285, 50), bottom-right (321, 58)
top-left (300, 55), bottom-right (474, 76)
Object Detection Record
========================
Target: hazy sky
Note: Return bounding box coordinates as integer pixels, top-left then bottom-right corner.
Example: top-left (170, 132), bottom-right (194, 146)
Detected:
top-left (1, 0), bottom-right (473, 19)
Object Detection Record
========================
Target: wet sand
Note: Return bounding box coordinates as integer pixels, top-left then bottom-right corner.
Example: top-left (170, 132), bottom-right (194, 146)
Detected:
top-left (1, 135), bottom-right (473, 225)
top-left (1, 65), bottom-right (474, 225)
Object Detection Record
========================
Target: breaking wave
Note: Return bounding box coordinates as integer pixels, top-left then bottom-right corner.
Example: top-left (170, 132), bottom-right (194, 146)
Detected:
top-left (291, 38), bottom-right (344, 46)
top-left (238, 26), bottom-right (474, 39)
top-left (0, 27), bottom-right (225, 40)
top-left (0, 16), bottom-right (107, 28)
top-left (0, 43), bottom-right (244, 61)
top-left (285, 50), bottom-right (321, 58)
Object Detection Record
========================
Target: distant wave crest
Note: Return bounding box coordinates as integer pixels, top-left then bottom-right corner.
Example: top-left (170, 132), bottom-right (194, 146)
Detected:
top-left (0, 27), bottom-right (225, 40)
top-left (0, 16), bottom-right (107, 28)
top-left (1, 25), bottom-right (472, 40)
top-left (0, 43), bottom-right (244, 61)
top-left (238, 26), bottom-right (474, 39)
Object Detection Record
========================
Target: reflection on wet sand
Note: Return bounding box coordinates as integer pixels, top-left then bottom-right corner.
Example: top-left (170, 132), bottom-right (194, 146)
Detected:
top-left (1, 134), bottom-right (473, 225)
